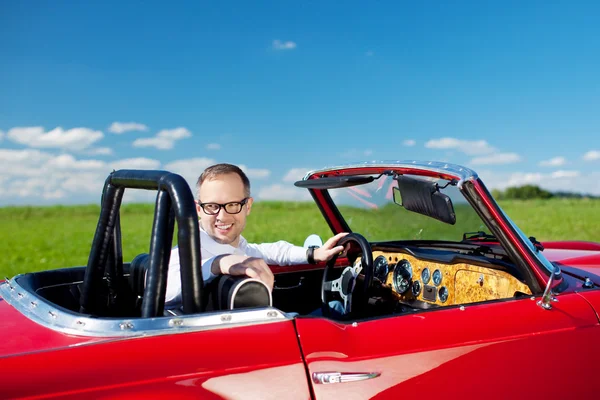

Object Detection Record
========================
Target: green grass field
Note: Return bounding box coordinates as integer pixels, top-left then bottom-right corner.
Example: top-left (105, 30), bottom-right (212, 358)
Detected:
top-left (1, 198), bottom-right (598, 278)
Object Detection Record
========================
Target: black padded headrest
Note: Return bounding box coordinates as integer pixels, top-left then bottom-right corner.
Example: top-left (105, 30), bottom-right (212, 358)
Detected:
top-left (210, 275), bottom-right (272, 311)
top-left (129, 253), bottom-right (149, 298)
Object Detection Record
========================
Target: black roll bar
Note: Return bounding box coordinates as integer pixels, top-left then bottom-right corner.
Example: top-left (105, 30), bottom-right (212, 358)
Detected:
top-left (80, 170), bottom-right (204, 316)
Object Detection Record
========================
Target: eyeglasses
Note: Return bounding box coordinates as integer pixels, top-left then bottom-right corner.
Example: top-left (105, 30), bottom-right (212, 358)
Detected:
top-left (197, 198), bottom-right (249, 215)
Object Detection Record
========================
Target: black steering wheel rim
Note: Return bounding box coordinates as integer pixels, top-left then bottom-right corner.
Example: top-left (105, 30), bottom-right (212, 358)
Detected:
top-left (320, 233), bottom-right (373, 318)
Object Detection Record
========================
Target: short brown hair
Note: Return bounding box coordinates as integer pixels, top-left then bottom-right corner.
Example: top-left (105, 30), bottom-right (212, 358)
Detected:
top-left (196, 163), bottom-right (251, 198)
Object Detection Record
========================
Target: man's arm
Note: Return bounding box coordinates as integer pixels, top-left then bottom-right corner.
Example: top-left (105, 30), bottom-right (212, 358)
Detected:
top-left (164, 248), bottom-right (223, 308)
top-left (211, 254), bottom-right (274, 290)
top-left (245, 232), bottom-right (348, 265)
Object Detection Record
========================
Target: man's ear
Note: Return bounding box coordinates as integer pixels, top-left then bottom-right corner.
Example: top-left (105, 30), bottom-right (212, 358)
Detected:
top-left (196, 201), bottom-right (202, 218)
top-left (246, 197), bottom-right (254, 215)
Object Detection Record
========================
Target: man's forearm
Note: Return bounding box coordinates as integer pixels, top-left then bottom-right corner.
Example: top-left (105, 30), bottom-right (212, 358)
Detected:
top-left (211, 254), bottom-right (251, 276)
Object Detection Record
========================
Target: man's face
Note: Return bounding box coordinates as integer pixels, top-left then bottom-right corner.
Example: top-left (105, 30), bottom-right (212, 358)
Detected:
top-left (197, 173), bottom-right (253, 247)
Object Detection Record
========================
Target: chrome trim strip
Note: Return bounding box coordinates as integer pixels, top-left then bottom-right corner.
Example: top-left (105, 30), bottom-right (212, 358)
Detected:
top-left (0, 276), bottom-right (290, 338)
top-left (301, 160), bottom-right (478, 182)
top-left (312, 371), bottom-right (381, 384)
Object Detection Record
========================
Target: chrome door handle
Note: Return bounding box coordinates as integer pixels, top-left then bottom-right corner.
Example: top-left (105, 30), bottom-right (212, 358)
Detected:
top-left (312, 371), bottom-right (381, 384)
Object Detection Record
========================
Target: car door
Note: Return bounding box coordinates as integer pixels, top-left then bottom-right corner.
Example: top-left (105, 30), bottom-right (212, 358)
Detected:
top-left (295, 293), bottom-right (600, 400)
top-left (3, 312), bottom-right (311, 400)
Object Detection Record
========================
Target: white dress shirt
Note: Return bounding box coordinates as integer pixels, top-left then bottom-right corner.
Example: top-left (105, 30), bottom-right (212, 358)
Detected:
top-left (165, 229), bottom-right (308, 308)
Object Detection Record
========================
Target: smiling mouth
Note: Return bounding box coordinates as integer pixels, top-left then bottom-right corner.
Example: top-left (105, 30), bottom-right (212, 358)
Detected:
top-left (215, 224), bottom-right (232, 232)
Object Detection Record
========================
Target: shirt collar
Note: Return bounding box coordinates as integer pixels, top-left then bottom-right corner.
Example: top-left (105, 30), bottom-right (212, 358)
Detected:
top-left (200, 228), bottom-right (247, 254)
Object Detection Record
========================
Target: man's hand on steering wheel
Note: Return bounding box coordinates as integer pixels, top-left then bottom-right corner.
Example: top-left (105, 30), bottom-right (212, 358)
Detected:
top-left (321, 233), bottom-right (373, 319)
top-left (313, 232), bottom-right (349, 263)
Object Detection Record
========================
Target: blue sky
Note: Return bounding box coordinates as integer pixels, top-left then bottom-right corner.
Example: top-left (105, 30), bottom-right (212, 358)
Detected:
top-left (1, 1), bottom-right (599, 205)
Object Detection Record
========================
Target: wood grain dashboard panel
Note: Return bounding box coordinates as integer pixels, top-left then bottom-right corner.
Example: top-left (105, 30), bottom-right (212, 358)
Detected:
top-left (373, 251), bottom-right (532, 306)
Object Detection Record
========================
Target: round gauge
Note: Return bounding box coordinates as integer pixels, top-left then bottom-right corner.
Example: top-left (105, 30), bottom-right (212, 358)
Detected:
top-left (373, 255), bottom-right (389, 282)
top-left (392, 259), bottom-right (412, 294)
top-left (432, 269), bottom-right (443, 286)
top-left (421, 268), bottom-right (431, 285)
top-left (412, 280), bottom-right (421, 297)
top-left (439, 286), bottom-right (449, 303)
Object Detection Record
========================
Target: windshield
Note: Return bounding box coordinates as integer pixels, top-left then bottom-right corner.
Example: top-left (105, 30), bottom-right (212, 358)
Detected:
top-left (328, 174), bottom-right (492, 243)
top-left (502, 210), bottom-right (556, 274)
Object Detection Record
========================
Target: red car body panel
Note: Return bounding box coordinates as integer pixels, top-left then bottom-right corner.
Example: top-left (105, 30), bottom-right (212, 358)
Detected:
top-left (543, 241), bottom-right (600, 251)
top-left (1, 318), bottom-right (311, 399)
top-left (577, 289), bottom-right (600, 321)
top-left (296, 293), bottom-right (600, 399)
top-left (0, 299), bottom-right (108, 357)
top-left (542, 244), bottom-right (600, 284)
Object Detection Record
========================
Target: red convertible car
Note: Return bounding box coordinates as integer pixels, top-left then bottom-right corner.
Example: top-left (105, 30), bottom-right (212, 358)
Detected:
top-left (2, 161), bottom-right (600, 399)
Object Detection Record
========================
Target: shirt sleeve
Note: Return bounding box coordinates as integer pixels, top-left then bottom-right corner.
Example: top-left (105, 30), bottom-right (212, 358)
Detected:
top-left (165, 248), bottom-right (182, 307)
top-left (244, 240), bottom-right (308, 266)
top-left (164, 248), bottom-right (219, 309)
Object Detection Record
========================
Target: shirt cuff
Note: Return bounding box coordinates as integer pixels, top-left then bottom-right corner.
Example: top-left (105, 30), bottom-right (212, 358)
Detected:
top-left (290, 246), bottom-right (310, 264)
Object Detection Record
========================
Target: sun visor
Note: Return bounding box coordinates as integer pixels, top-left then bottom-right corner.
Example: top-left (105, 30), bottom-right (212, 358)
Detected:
top-left (394, 175), bottom-right (456, 225)
top-left (294, 175), bottom-right (375, 189)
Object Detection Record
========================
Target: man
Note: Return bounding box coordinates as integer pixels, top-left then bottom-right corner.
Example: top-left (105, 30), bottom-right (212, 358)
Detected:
top-left (165, 163), bottom-right (347, 308)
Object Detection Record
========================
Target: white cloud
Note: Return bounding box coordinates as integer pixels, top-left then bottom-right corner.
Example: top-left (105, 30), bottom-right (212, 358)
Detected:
top-left (46, 154), bottom-right (105, 170)
top-left (108, 122), bottom-right (148, 134)
top-left (470, 153), bottom-right (522, 165)
top-left (43, 189), bottom-right (67, 200)
top-left (0, 149), bottom-right (110, 201)
top-left (403, 139), bottom-right (416, 147)
top-left (257, 184), bottom-right (312, 201)
top-left (506, 172), bottom-right (543, 186)
top-left (425, 137), bottom-right (496, 156)
top-left (86, 147), bottom-right (114, 155)
top-left (206, 143), bottom-right (221, 150)
top-left (133, 127), bottom-right (192, 150)
top-left (61, 172), bottom-right (107, 194)
top-left (239, 165), bottom-right (270, 179)
top-left (111, 157), bottom-right (161, 171)
top-left (272, 40), bottom-right (297, 50)
top-left (539, 156), bottom-right (566, 167)
top-left (164, 157), bottom-right (216, 194)
top-left (6, 126), bottom-right (103, 150)
top-left (550, 170), bottom-right (580, 179)
top-left (583, 150), bottom-right (600, 161)
top-left (478, 169), bottom-right (600, 196)
top-left (132, 137), bottom-right (174, 150)
top-left (0, 149), bottom-right (234, 204)
top-left (283, 168), bottom-right (310, 183)
top-left (0, 148), bottom-right (54, 177)
top-left (157, 127), bottom-right (192, 140)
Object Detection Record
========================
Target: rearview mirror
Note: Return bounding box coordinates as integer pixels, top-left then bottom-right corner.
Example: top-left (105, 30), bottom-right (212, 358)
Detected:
top-left (393, 176), bottom-right (456, 225)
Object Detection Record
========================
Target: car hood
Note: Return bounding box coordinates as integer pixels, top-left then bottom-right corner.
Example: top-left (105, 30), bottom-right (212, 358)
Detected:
top-left (543, 247), bottom-right (600, 284)
top-left (0, 294), bottom-right (110, 359)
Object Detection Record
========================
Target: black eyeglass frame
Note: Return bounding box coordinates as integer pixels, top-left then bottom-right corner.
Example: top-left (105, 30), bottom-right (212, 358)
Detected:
top-left (197, 197), bottom-right (250, 215)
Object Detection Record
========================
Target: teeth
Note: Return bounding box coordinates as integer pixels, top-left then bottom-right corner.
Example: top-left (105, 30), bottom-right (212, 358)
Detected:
top-left (216, 224), bottom-right (232, 230)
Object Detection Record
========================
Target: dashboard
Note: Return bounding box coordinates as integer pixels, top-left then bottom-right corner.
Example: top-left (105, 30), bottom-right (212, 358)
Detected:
top-left (368, 250), bottom-right (532, 307)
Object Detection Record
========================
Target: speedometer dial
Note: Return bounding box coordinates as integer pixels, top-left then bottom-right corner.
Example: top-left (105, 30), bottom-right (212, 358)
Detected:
top-left (439, 286), bottom-right (449, 303)
top-left (432, 269), bottom-right (442, 286)
top-left (412, 280), bottom-right (421, 296)
top-left (373, 255), bottom-right (389, 282)
top-left (421, 268), bottom-right (431, 285)
top-left (392, 259), bottom-right (412, 294)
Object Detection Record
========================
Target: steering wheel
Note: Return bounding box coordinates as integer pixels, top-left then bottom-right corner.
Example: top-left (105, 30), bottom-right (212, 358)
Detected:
top-left (321, 233), bottom-right (373, 318)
